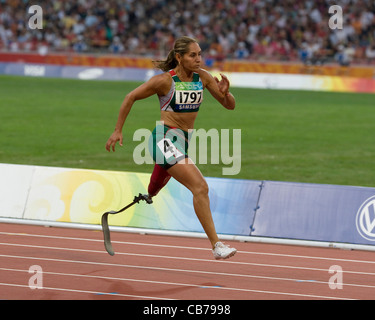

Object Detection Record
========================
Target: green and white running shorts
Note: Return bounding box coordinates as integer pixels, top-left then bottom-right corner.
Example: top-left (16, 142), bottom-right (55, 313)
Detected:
top-left (148, 122), bottom-right (191, 170)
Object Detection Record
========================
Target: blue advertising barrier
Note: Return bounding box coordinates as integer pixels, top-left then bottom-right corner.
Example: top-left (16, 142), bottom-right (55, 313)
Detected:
top-left (145, 176), bottom-right (261, 236)
top-left (0, 62), bottom-right (162, 81)
top-left (204, 177), bottom-right (261, 235)
top-left (1, 162), bottom-right (375, 248)
top-left (0, 163), bottom-right (260, 237)
top-left (252, 181), bottom-right (375, 246)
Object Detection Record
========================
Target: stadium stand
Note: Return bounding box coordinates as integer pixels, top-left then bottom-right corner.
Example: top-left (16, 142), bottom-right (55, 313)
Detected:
top-left (0, 0), bottom-right (374, 65)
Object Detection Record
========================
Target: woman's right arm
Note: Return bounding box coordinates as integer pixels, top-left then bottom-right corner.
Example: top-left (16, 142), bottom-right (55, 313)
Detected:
top-left (105, 73), bottom-right (170, 152)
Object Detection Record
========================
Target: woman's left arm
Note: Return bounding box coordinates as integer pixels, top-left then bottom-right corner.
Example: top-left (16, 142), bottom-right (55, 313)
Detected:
top-left (201, 70), bottom-right (235, 110)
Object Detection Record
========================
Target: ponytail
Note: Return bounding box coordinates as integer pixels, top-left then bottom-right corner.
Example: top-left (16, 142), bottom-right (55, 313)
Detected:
top-left (153, 36), bottom-right (198, 72)
top-left (153, 49), bottom-right (178, 72)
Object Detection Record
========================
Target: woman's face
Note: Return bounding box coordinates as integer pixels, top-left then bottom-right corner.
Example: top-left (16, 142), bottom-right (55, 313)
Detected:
top-left (178, 42), bottom-right (202, 72)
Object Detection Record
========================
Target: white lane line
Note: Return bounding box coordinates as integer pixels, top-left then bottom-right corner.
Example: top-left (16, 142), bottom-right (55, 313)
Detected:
top-left (0, 266), bottom-right (353, 300)
top-left (3, 263), bottom-right (375, 291)
top-left (0, 281), bottom-right (174, 300)
top-left (1, 242), bottom-right (375, 277)
top-left (1, 231), bottom-right (375, 266)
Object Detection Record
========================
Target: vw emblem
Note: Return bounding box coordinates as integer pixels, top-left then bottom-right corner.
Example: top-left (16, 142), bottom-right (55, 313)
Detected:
top-left (356, 196), bottom-right (375, 241)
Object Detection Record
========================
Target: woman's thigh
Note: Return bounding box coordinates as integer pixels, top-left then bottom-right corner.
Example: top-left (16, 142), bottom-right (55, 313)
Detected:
top-left (167, 158), bottom-right (208, 195)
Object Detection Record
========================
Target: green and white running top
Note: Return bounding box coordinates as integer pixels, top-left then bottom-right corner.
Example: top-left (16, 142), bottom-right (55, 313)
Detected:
top-left (159, 69), bottom-right (204, 113)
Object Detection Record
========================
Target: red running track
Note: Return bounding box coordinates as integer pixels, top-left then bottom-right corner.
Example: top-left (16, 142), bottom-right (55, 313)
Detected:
top-left (1, 222), bottom-right (375, 301)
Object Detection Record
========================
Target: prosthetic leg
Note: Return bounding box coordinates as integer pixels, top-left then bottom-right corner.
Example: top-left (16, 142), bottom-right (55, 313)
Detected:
top-left (147, 164), bottom-right (172, 197)
top-left (101, 193), bottom-right (152, 256)
top-left (101, 164), bottom-right (171, 255)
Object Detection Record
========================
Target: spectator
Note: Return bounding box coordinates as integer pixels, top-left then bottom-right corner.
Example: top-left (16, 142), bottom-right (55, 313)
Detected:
top-left (0, 0), bottom-right (374, 65)
top-left (234, 42), bottom-right (250, 59)
top-left (109, 35), bottom-right (124, 54)
top-left (365, 44), bottom-right (375, 62)
top-left (335, 43), bottom-right (356, 66)
top-left (73, 34), bottom-right (88, 53)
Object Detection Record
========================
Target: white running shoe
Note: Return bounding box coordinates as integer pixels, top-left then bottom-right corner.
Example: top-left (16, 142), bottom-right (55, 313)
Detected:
top-left (212, 242), bottom-right (237, 260)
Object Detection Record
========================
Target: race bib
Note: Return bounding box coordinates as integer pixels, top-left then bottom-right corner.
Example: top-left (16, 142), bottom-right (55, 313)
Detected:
top-left (157, 138), bottom-right (183, 160)
top-left (175, 82), bottom-right (203, 111)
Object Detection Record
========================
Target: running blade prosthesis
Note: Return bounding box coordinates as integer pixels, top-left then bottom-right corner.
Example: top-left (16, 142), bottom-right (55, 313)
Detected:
top-left (101, 193), bottom-right (153, 256)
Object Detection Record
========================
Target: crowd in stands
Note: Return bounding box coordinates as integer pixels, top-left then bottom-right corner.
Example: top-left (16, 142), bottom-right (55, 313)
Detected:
top-left (0, 0), bottom-right (374, 65)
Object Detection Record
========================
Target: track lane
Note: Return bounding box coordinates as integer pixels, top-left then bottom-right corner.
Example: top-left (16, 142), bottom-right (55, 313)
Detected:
top-left (1, 223), bottom-right (375, 300)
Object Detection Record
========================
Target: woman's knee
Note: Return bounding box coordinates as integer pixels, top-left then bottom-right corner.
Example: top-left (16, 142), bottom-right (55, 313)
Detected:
top-left (167, 161), bottom-right (209, 196)
top-left (191, 179), bottom-right (209, 196)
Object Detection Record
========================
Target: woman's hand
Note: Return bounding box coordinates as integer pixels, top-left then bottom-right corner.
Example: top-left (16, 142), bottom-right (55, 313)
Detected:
top-left (214, 73), bottom-right (230, 96)
top-left (105, 131), bottom-right (123, 152)
top-left (202, 70), bottom-right (235, 110)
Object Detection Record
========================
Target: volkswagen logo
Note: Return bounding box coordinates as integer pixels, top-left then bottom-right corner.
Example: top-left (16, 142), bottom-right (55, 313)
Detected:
top-left (356, 196), bottom-right (375, 241)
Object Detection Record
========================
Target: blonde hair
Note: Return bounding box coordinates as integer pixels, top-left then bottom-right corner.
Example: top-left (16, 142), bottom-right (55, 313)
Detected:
top-left (154, 36), bottom-right (198, 72)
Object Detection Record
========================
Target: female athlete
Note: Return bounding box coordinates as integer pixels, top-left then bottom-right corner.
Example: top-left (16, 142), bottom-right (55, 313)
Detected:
top-left (105, 36), bottom-right (237, 259)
